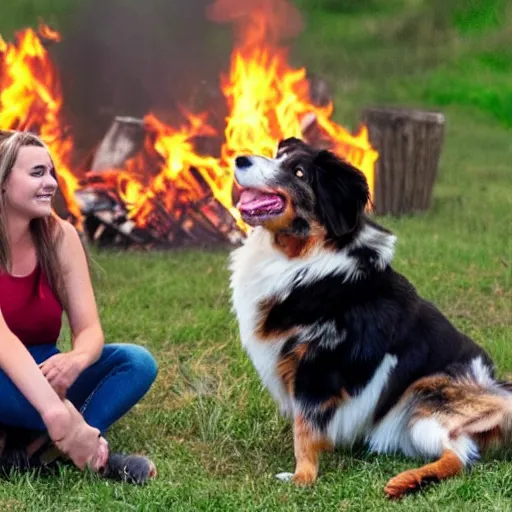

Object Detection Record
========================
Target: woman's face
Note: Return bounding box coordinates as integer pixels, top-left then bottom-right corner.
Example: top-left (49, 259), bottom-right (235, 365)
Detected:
top-left (3, 145), bottom-right (58, 220)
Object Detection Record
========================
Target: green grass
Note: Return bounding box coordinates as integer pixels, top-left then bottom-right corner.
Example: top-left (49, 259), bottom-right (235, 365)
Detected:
top-left (1, 0), bottom-right (512, 510)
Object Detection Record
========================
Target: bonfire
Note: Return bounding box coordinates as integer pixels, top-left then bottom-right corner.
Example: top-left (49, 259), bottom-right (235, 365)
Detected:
top-left (0, 0), bottom-right (378, 245)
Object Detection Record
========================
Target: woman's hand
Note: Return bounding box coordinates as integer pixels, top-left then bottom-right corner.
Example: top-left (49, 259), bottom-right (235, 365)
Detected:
top-left (43, 400), bottom-right (109, 470)
top-left (39, 351), bottom-right (89, 398)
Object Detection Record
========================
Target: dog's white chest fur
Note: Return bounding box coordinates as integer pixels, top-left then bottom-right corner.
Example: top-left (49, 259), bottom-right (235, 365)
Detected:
top-left (229, 229), bottom-right (294, 415)
top-left (229, 227), bottom-right (367, 417)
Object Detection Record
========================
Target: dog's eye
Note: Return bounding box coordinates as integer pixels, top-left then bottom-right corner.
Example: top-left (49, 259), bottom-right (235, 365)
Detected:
top-left (295, 168), bottom-right (304, 178)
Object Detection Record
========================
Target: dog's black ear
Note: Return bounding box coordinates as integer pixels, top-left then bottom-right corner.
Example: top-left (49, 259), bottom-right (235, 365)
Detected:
top-left (312, 150), bottom-right (370, 238)
top-left (276, 137), bottom-right (306, 157)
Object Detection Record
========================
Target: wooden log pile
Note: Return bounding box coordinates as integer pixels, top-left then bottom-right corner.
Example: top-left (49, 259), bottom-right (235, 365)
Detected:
top-left (77, 116), bottom-right (243, 248)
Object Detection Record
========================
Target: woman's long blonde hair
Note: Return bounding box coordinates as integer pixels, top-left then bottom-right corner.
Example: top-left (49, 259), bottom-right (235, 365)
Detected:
top-left (0, 130), bottom-right (66, 307)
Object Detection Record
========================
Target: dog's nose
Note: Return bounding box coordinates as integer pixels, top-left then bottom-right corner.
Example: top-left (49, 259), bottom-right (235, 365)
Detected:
top-left (235, 156), bottom-right (252, 169)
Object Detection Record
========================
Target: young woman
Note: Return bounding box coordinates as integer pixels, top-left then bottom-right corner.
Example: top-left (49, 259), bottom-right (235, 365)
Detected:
top-left (0, 130), bottom-right (158, 484)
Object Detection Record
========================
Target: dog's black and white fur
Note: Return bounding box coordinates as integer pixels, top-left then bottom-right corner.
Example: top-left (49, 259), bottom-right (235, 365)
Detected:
top-left (229, 138), bottom-right (512, 498)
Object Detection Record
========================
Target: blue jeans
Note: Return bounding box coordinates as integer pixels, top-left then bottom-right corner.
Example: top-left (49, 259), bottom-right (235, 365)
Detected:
top-left (0, 343), bottom-right (158, 434)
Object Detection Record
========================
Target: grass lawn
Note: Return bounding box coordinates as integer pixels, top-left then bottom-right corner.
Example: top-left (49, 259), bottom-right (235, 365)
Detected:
top-left (1, 0), bottom-right (511, 510)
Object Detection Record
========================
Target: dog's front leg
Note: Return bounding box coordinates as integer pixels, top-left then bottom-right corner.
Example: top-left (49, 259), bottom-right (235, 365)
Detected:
top-left (293, 415), bottom-right (323, 485)
top-left (277, 415), bottom-right (332, 486)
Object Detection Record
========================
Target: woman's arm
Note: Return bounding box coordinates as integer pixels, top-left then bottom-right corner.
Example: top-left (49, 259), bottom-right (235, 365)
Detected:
top-left (0, 309), bottom-right (70, 438)
top-left (0, 310), bottom-right (108, 469)
top-left (58, 219), bottom-right (104, 367)
top-left (39, 220), bottom-right (105, 395)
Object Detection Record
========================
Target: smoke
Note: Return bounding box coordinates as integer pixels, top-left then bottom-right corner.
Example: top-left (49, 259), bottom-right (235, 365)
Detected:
top-left (52, 0), bottom-right (304, 164)
top-left (207, 0), bottom-right (304, 47)
top-left (54, 0), bottom-right (232, 161)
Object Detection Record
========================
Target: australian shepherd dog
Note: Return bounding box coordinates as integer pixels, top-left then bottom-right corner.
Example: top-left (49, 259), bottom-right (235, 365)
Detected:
top-left (229, 137), bottom-right (512, 498)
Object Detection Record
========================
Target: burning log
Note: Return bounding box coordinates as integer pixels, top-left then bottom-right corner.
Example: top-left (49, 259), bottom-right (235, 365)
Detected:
top-left (77, 161), bottom-right (241, 249)
top-left (362, 106), bottom-right (445, 216)
top-left (158, 167), bottom-right (242, 247)
top-left (90, 116), bottom-right (145, 172)
top-left (80, 115), bottom-right (245, 248)
top-left (186, 168), bottom-right (243, 245)
top-left (83, 210), bottom-right (149, 249)
top-left (75, 189), bottom-right (153, 248)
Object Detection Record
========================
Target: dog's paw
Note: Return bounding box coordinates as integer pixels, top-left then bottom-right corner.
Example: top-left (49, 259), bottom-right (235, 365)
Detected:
top-left (275, 472), bottom-right (294, 482)
top-left (292, 470), bottom-right (317, 487)
top-left (274, 471), bottom-right (317, 486)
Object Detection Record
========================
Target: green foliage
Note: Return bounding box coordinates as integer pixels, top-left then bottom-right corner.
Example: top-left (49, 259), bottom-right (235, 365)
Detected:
top-left (294, 0), bottom-right (402, 14)
top-left (453, 0), bottom-right (506, 34)
top-left (422, 71), bottom-right (512, 127)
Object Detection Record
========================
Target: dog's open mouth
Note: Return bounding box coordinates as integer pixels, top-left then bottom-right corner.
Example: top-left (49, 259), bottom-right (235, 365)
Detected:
top-left (237, 188), bottom-right (286, 225)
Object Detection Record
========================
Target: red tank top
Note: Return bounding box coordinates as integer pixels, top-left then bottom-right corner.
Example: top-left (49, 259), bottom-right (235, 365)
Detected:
top-left (0, 265), bottom-right (63, 346)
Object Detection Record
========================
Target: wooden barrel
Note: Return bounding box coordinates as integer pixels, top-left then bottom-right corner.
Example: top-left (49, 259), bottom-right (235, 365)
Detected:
top-left (362, 106), bottom-right (445, 216)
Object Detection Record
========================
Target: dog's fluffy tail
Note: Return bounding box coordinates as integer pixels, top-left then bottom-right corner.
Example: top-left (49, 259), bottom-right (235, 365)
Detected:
top-left (383, 358), bottom-right (512, 499)
top-left (411, 357), bottom-right (512, 453)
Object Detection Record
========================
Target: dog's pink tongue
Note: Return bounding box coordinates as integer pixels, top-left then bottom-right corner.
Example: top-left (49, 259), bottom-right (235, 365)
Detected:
top-left (238, 189), bottom-right (260, 207)
top-left (238, 189), bottom-right (283, 211)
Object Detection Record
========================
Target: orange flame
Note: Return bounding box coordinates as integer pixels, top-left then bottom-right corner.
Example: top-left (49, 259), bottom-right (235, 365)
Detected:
top-left (0, 10), bottom-right (378, 241)
top-left (0, 24), bottom-right (81, 227)
top-left (219, 46), bottom-right (377, 195)
top-left (37, 22), bottom-right (62, 43)
top-left (215, 0), bottom-right (377, 196)
top-left (105, 111), bottom-right (245, 230)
